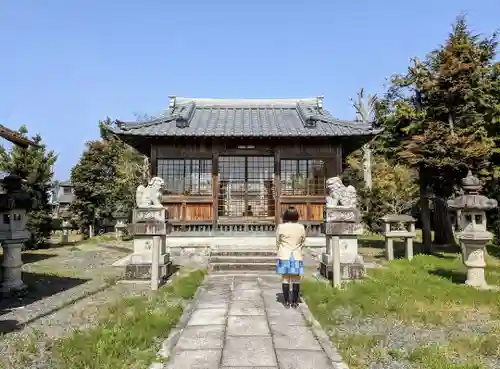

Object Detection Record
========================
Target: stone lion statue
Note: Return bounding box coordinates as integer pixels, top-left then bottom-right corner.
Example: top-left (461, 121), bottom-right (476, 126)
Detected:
top-left (326, 177), bottom-right (357, 208)
top-left (135, 177), bottom-right (165, 208)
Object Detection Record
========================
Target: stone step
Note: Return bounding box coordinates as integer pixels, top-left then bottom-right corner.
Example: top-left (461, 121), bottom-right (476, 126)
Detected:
top-left (209, 255), bottom-right (276, 264)
top-left (209, 262), bottom-right (276, 272)
top-left (209, 270), bottom-right (278, 277)
top-left (210, 249), bottom-right (276, 257)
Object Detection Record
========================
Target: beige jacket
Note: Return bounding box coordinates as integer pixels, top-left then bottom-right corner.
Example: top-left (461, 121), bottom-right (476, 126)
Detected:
top-left (276, 222), bottom-right (306, 261)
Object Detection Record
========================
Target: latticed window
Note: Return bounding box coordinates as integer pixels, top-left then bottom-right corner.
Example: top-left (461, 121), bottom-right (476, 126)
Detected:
top-left (157, 159), bottom-right (212, 195)
top-left (280, 159), bottom-right (326, 195)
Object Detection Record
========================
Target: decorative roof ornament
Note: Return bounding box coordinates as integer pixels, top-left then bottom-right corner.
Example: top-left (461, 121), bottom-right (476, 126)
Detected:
top-left (461, 170), bottom-right (482, 193)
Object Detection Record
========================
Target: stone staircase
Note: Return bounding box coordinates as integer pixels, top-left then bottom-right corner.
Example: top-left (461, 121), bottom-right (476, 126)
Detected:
top-left (208, 247), bottom-right (276, 274)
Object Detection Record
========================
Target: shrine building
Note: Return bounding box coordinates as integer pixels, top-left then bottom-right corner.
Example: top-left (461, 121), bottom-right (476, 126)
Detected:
top-left (106, 96), bottom-right (379, 236)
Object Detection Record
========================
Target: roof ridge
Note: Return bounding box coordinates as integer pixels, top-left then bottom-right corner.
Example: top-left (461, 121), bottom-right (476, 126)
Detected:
top-left (170, 96), bottom-right (322, 108)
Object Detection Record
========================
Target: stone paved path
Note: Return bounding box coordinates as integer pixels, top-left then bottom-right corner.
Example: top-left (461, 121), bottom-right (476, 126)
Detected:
top-left (164, 274), bottom-right (347, 369)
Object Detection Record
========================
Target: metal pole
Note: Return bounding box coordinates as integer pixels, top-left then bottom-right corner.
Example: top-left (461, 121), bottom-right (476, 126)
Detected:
top-left (151, 235), bottom-right (160, 291)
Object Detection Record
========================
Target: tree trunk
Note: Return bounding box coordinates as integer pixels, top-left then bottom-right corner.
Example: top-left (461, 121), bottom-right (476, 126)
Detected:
top-left (432, 197), bottom-right (457, 248)
top-left (419, 176), bottom-right (433, 254)
top-left (362, 144), bottom-right (373, 190)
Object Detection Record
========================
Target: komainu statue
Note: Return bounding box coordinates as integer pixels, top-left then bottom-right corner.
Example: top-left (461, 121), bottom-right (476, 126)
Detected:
top-left (325, 177), bottom-right (358, 208)
top-left (135, 177), bottom-right (165, 208)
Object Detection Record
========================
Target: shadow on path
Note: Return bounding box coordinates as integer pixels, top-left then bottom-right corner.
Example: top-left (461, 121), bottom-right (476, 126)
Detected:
top-left (0, 272), bottom-right (89, 316)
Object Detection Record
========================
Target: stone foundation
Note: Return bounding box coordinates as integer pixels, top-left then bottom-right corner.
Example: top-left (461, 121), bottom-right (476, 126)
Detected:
top-left (123, 253), bottom-right (173, 281)
top-left (125, 259), bottom-right (174, 280)
top-left (319, 261), bottom-right (365, 281)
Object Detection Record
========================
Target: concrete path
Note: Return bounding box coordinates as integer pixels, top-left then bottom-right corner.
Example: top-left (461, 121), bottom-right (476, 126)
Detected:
top-left (163, 275), bottom-right (348, 369)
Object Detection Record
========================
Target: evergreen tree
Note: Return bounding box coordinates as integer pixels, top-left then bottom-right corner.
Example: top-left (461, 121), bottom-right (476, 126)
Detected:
top-left (375, 16), bottom-right (500, 250)
top-left (0, 125), bottom-right (57, 247)
top-left (71, 119), bottom-right (145, 236)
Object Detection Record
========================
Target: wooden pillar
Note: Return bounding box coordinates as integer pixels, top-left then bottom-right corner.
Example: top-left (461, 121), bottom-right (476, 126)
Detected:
top-left (334, 144), bottom-right (342, 176)
top-left (150, 144), bottom-right (157, 177)
top-left (274, 149), bottom-right (281, 227)
top-left (212, 152), bottom-right (219, 231)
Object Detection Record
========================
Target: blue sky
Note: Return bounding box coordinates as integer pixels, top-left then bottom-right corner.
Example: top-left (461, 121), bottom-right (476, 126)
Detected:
top-left (1, 0), bottom-right (499, 180)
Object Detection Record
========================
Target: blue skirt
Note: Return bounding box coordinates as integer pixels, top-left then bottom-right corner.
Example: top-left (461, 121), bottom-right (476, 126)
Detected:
top-left (276, 258), bottom-right (304, 275)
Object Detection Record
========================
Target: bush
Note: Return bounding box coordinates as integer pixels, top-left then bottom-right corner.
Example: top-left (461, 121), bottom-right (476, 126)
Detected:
top-left (343, 151), bottom-right (418, 232)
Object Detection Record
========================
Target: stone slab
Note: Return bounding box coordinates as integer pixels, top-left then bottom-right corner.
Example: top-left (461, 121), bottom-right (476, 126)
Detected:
top-left (229, 300), bottom-right (265, 316)
top-left (226, 315), bottom-right (270, 336)
top-left (187, 308), bottom-right (227, 326)
top-left (174, 325), bottom-right (225, 351)
top-left (271, 324), bottom-right (323, 351)
top-left (161, 274), bottom-right (348, 369)
top-left (221, 336), bottom-right (277, 367)
top-left (232, 288), bottom-right (262, 301)
top-left (164, 236), bottom-right (327, 248)
top-left (196, 291), bottom-right (231, 309)
top-left (221, 367), bottom-right (277, 369)
top-left (275, 349), bottom-right (335, 369)
top-left (165, 349), bottom-right (221, 369)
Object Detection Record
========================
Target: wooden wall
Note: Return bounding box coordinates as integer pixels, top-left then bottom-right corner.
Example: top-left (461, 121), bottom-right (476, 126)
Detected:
top-left (149, 138), bottom-right (344, 234)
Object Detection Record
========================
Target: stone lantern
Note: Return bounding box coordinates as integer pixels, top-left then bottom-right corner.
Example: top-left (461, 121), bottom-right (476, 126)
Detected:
top-left (0, 172), bottom-right (37, 295)
top-left (113, 205), bottom-right (129, 240)
top-left (60, 208), bottom-right (73, 244)
top-left (447, 171), bottom-right (497, 289)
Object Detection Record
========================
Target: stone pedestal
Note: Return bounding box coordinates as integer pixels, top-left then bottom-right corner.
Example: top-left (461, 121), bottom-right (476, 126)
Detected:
top-left (125, 251), bottom-right (173, 280)
top-left (459, 233), bottom-right (491, 289)
top-left (124, 206), bottom-right (173, 282)
top-left (1, 240), bottom-right (27, 295)
top-left (320, 207), bottom-right (365, 284)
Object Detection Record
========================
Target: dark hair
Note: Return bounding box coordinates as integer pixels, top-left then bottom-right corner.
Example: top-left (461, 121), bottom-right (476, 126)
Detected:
top-left (282, 206), bottom-right (300, 223)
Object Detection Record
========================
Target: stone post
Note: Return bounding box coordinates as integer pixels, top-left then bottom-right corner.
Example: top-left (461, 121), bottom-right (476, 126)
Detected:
top-left (0, 173), bottom-right (37, 296)
top-left (448, 171), bottom-right (497, 289)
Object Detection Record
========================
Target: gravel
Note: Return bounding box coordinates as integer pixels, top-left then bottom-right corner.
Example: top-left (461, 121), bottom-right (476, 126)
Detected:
top-left (0, 241), bottom-right (152, 369)
top-left (329, 309), bottom-right (500, 369)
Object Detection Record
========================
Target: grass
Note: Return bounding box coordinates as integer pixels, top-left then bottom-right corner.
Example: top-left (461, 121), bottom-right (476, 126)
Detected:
top-left (302, 249), bottom-right (500, 369)
top-left (50, 269), bottom-right (206, 369)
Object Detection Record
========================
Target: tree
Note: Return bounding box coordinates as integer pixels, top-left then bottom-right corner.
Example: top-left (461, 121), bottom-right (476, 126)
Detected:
top-left (71, 119), bottom-right (145, 236)
top-left (375, 16), bottom-right (499, 251)
top-left (0, 125), bottom-right (57, 247)
top-left (344, 151), bottom-right (418, 232)
top-left (351, 88), bottom-right (377, 190)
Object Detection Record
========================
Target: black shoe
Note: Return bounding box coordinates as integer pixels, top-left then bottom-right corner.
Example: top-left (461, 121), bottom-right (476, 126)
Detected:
top-left (291, 283), bottom-right (300, 308)
top-left (282, 283), bottom-right (290, 307)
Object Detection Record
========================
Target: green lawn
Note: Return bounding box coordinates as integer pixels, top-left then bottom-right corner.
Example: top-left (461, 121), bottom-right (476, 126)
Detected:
top-left (51, 269), bottom-right (206, 369)
top-left (302, 245), bottom-right (500, 369)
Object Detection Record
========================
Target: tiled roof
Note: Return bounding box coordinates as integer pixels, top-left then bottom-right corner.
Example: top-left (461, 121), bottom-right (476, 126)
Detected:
top-left (108, 97), bottom-right (381, 138)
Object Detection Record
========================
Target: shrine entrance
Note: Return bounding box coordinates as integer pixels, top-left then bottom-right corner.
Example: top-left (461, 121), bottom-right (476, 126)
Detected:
top-left (217, 156), bottom-right (275, 227)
